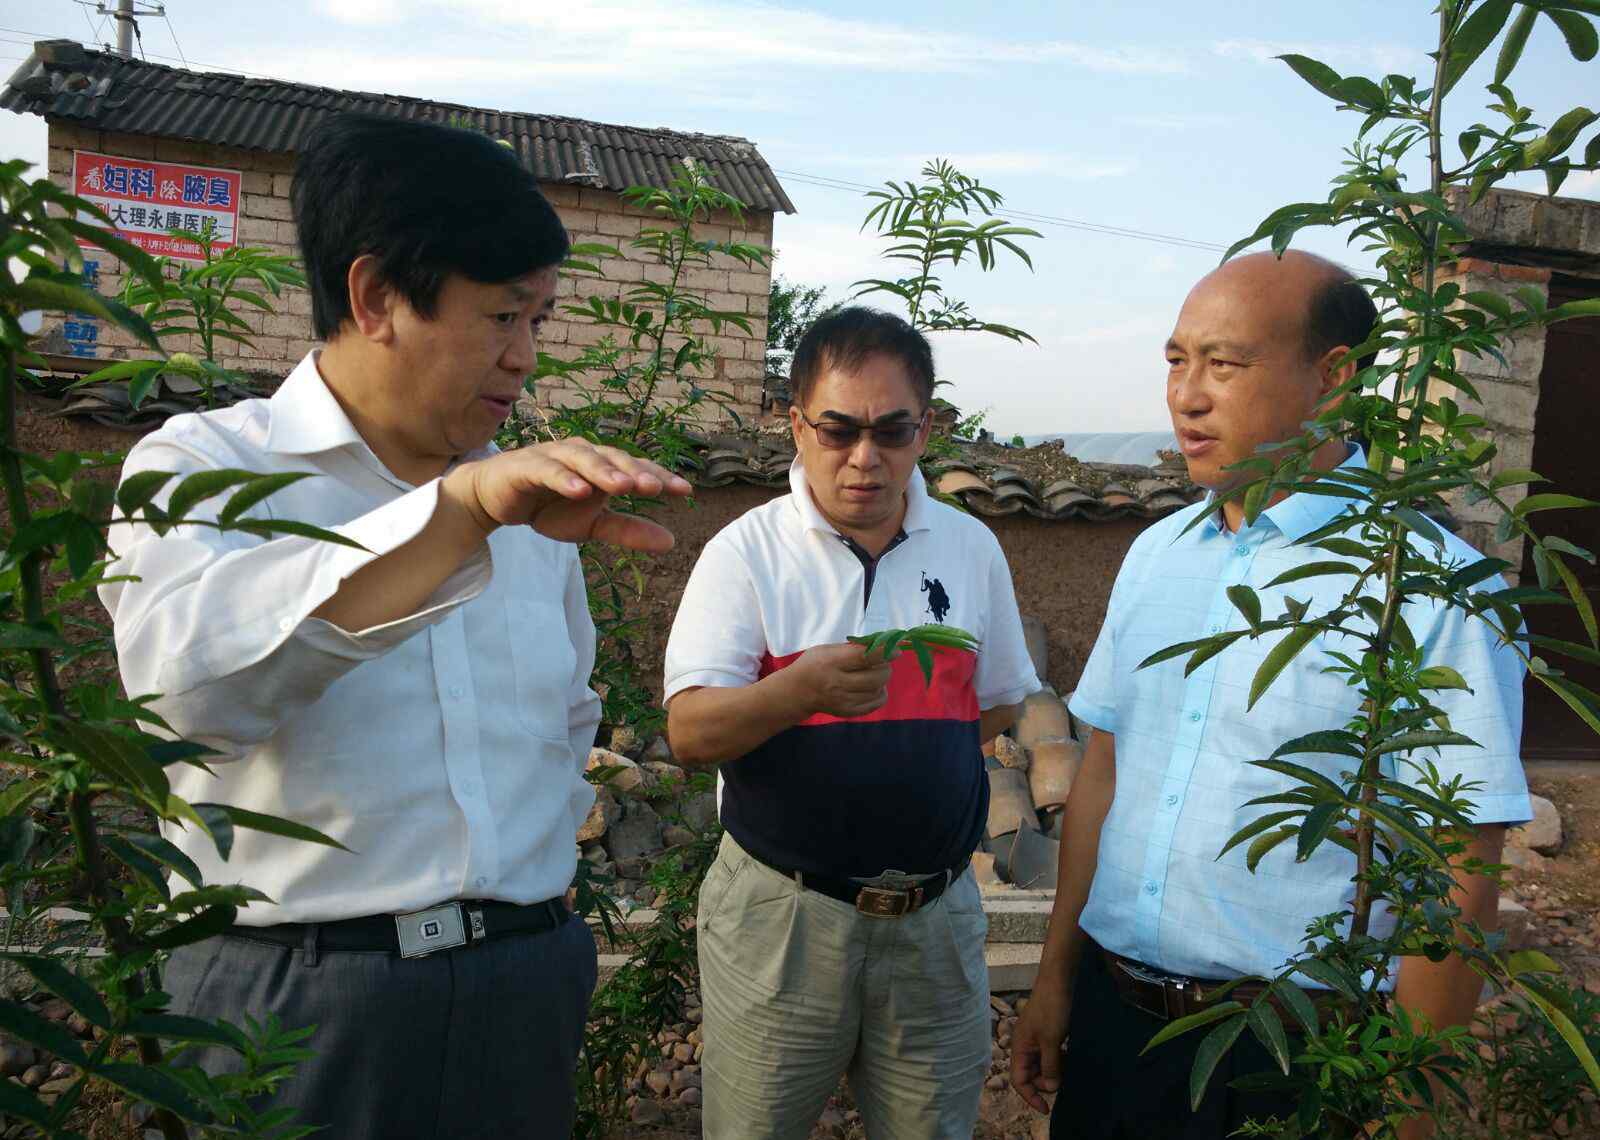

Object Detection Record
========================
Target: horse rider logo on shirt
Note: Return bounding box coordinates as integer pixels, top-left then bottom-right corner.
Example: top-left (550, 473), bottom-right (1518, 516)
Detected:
top-left (921, 571), bottom-right (951, 622)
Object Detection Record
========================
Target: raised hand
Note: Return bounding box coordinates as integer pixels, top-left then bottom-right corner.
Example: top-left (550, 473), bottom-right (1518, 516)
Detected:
top-left (445, 439), bottom-right (692, 552)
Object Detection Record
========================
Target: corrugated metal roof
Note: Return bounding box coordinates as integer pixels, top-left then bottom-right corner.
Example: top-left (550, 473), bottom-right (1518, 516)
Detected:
top-left (2, 39), bottom-right (795, 214)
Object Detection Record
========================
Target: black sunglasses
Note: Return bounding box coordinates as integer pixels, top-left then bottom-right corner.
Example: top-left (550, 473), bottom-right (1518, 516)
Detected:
top-left (797, 411), bottom-right (928, 450)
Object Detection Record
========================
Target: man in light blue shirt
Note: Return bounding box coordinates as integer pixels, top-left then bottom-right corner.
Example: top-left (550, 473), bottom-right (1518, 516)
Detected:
top-left (1010, 251), bottom-right (1530, 1139)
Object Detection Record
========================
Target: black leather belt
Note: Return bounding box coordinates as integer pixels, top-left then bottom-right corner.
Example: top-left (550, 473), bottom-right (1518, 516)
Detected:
top-left (750, 851), bottom-right (969, 917)
top-left (225, 898), bottom-right (569, 958)
top-left (1102, 948), bottom-right (1336, 1032)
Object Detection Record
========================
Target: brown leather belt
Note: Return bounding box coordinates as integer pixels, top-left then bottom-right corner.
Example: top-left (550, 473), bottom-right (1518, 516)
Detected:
top-left (1101, 948), bottom-right (1334, 1031)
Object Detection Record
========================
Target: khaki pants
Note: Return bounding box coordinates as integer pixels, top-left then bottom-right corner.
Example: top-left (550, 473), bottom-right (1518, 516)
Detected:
top-left (697, 833), bottom-right (991, 1140)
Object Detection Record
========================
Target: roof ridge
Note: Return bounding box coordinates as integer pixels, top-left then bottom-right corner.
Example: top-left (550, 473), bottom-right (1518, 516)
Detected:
top-left (36, 40), bottom-right (767, 151)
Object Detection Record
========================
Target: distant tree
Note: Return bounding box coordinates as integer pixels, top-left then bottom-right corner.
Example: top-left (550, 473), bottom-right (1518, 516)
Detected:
top-left (765, 274), bottom-right (834, 375)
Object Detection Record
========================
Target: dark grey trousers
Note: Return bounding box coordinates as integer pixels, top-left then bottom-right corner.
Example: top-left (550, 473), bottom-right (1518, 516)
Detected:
top-left (162, 909), bottom-right (598, 1139)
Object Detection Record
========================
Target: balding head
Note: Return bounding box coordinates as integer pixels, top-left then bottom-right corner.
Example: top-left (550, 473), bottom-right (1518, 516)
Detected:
top-left (1191, 251), bottom-right (1373, 370)
top-left (1165, 250), bottom-right (1375, 494)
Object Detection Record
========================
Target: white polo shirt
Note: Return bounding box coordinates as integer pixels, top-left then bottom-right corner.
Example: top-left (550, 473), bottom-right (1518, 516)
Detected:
top-left (664, 459), bottom-right (1039, 878)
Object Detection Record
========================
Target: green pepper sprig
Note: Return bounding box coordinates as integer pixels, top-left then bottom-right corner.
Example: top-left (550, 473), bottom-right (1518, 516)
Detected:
top-left (846, 623), bottom-right (980, 686)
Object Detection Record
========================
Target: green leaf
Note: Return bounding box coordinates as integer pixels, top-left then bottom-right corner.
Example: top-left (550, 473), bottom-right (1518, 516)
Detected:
top-left (144, 904), bottom-right (238, 950)
top-left (1516, 493), bottom-right (1600, 516)
top-left (166, 469), bottom-right (261, 523)
top-left (1276, 54), bottom-right (1345, 102)
top-left (13, 279), bottom-right (161, 351)
top-left (1506, 949), bottom-right (1561, 977)
top-left (1519, 977), bottom-right (1600, 1098)
top-left (1496, 7), bottom-right (1539, 81)
top-left (120, 831), bottom-right (204, 889)
top-left (1141, 1001), bottom-right (1246, 1053)
top-left (1227, 585), bottom-right (1262, 631)
top-left (94, 1061), bottom-right (213, 1123)
top-left (217, 472), bottom-right (315, 527)
top-left (1263, 560), bottom-right (1363, 588)
top-left (1294, 958), bottom-right (1361, 1001)
top-left (1217, 810), bottom-right (1306, 861)
top-left (1296, 802), bottom-right (1342, 861)
top-left (1547, 8), bottom-right (1600, 61)
top-left (1270, 730), bottom-right (1365, 760)
top-left (0, 622), bottom-right (72, 651)
top-left (0, 956), bottom-right (111, 1029)
top-left (1268, 978), bottom-right (1320, 1036)
top-left (1538, 674), bottom-right (1600, 736)
top-left (56, 722), bottom-right (170, 804)
top-left (1190, 1015), bottom-right (1249, 1111)
top-left (1442, 0), bottom-right (1514, 97)
top-left (1377, 729), bottom-right (1478, 755)
top-left (115, 471), bottom-right (177, 516)
top-left (0, 999), bottom-right (87, 1066)
top-left (1246, 1000), bottom-right (1292, 1074)
top-left (1246, 826), bottom-right (1298, 873)
top-left (193, 803), bottom-right (351, 852)
top-left (124, 1013), bottom-right (237, 1048)
top-left (909, 639), bottom-right (935, 687)
top-left (1548, 297), bottom-right (1600, 322)
top-left (1550, 551), bottom-right (1599, 646)
top-left (1253, 758), bottom-right (1348, 800)
top-left (1248, 625), bottom-right (1321, 709)
top-left (1416, 665), bottom-right (1472, 692)
top-left (0, 1080), bottom-right (48, 1126)
top-left (1462, 290), bottom-right (1514, 320)
top-left (1391, 506), bottom-right (1446, 550)
top-left (235, 520), bottom-right (367, 550)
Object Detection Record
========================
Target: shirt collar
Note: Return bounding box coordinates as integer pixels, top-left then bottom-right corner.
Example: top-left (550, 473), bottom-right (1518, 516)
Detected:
top-left (786, 456), bottom-right (934, 537)
top-left (264, 352), bottom-right (367, 456)
top-left (264, 351), bottom-right (499, 479)
top-left (1200, 443), bottom-right (1369, 542)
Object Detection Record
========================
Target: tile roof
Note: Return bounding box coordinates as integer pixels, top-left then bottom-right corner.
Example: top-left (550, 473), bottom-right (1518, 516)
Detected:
top-left (29, 357), bottom-right (1198, 523)
top-left (679, 432), bottom-right (1202, 522)
top-left (3, 39), bottom-right (795, 214)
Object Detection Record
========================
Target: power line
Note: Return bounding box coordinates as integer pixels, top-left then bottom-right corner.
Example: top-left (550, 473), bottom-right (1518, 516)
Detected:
top-left (772, 167), bottom-right (1228, 253)
top-left (159, 6), bottom-right (187, 67)
top-left (3, 23), bottom-right (1230, 256)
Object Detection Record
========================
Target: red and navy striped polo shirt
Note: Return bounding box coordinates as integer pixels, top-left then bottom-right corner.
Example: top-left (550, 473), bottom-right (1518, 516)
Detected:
top-left (664, 460), bottom-right (1039, 879)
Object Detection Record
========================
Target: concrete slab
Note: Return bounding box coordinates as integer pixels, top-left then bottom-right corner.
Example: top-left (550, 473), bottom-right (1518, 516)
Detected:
top-left (984, 898), bottom-right (1054, 943)
top-left (986, 943), bottom-right (1044, 992)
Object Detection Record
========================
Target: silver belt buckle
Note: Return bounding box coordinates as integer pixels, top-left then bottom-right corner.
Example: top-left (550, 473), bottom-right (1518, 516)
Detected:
top-left (395, 902), bottom-right (468, 959)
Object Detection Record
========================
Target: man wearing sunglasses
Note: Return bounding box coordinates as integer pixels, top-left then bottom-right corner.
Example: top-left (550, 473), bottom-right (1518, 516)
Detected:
top-left (664, 306), bottom-right (1040, 1138)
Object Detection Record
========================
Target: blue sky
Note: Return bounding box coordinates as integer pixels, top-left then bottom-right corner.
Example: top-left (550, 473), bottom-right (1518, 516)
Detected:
top-left (3, 0), bottom-right (1596, 433)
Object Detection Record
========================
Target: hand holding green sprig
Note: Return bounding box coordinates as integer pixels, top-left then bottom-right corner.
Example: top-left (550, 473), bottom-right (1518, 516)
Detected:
top-left (848, 623), bottom-right (981, 687)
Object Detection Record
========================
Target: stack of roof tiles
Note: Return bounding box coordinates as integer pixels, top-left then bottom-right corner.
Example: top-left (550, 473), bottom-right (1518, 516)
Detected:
top-left (683, 433), bottom-right (1200, 522)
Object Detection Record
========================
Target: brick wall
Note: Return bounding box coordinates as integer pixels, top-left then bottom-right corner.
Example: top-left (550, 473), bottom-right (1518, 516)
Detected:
top-left (1433, 188), bottom-right (1600, 578)
top-left (40, 121), bottom-right (774, 423)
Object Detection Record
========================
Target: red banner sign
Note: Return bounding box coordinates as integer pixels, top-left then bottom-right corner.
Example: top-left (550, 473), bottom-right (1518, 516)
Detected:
top-left (72, 150), bottom-right (243, 262)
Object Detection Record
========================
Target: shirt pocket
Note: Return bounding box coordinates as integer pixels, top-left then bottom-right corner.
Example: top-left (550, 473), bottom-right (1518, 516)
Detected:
top-left (505, 598), bottom-right (579, 743)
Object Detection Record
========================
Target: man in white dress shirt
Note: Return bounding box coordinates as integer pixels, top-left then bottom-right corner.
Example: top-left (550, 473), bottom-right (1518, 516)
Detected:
top-left (100, 113), bottom-right (688, 1138)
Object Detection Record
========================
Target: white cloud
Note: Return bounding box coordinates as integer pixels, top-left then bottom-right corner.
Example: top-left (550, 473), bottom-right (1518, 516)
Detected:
top-left (1114, 112), bottom-right (1232, 131)
top-left (0, 112), bottom-right (47, 177)
top-left (827, 150), bottom-right (1134, 180)
top-left (1564, 169), bottom-right (1600, 200)
top-left (770, 216), bottom-right (880, 295)
top-left (306, 0), bottom-right (1190, 81)
top-left (1211, 38), bottom-right (1417, 76)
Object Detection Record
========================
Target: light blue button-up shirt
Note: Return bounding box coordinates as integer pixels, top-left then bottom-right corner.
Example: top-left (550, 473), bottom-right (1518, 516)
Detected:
top-left (1070, 446), bottom-right (1531, 983)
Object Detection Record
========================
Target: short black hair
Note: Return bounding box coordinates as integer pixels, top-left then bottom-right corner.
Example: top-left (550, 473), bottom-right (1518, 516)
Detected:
top-left (789, 306), bottom-right (935, 409)
top-left (1304, 272), bottom-right (1380, 375)
top-left (292, 113), bottom-right (570, 340)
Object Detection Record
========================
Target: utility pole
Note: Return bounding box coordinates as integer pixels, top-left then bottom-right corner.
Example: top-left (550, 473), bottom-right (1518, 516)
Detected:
top-left (114, 0), bottom-right (134, 57)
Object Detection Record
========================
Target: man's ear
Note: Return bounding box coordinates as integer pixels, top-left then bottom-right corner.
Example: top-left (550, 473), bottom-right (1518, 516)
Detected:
top-left (1320, 345), bottom-right (1359, 397)
top-left (346, 254), bottom-right (398, 344)
top-left (913, 405), bottom-right (934, 457)
top-left (789, 402), bottom-right (805, 450)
